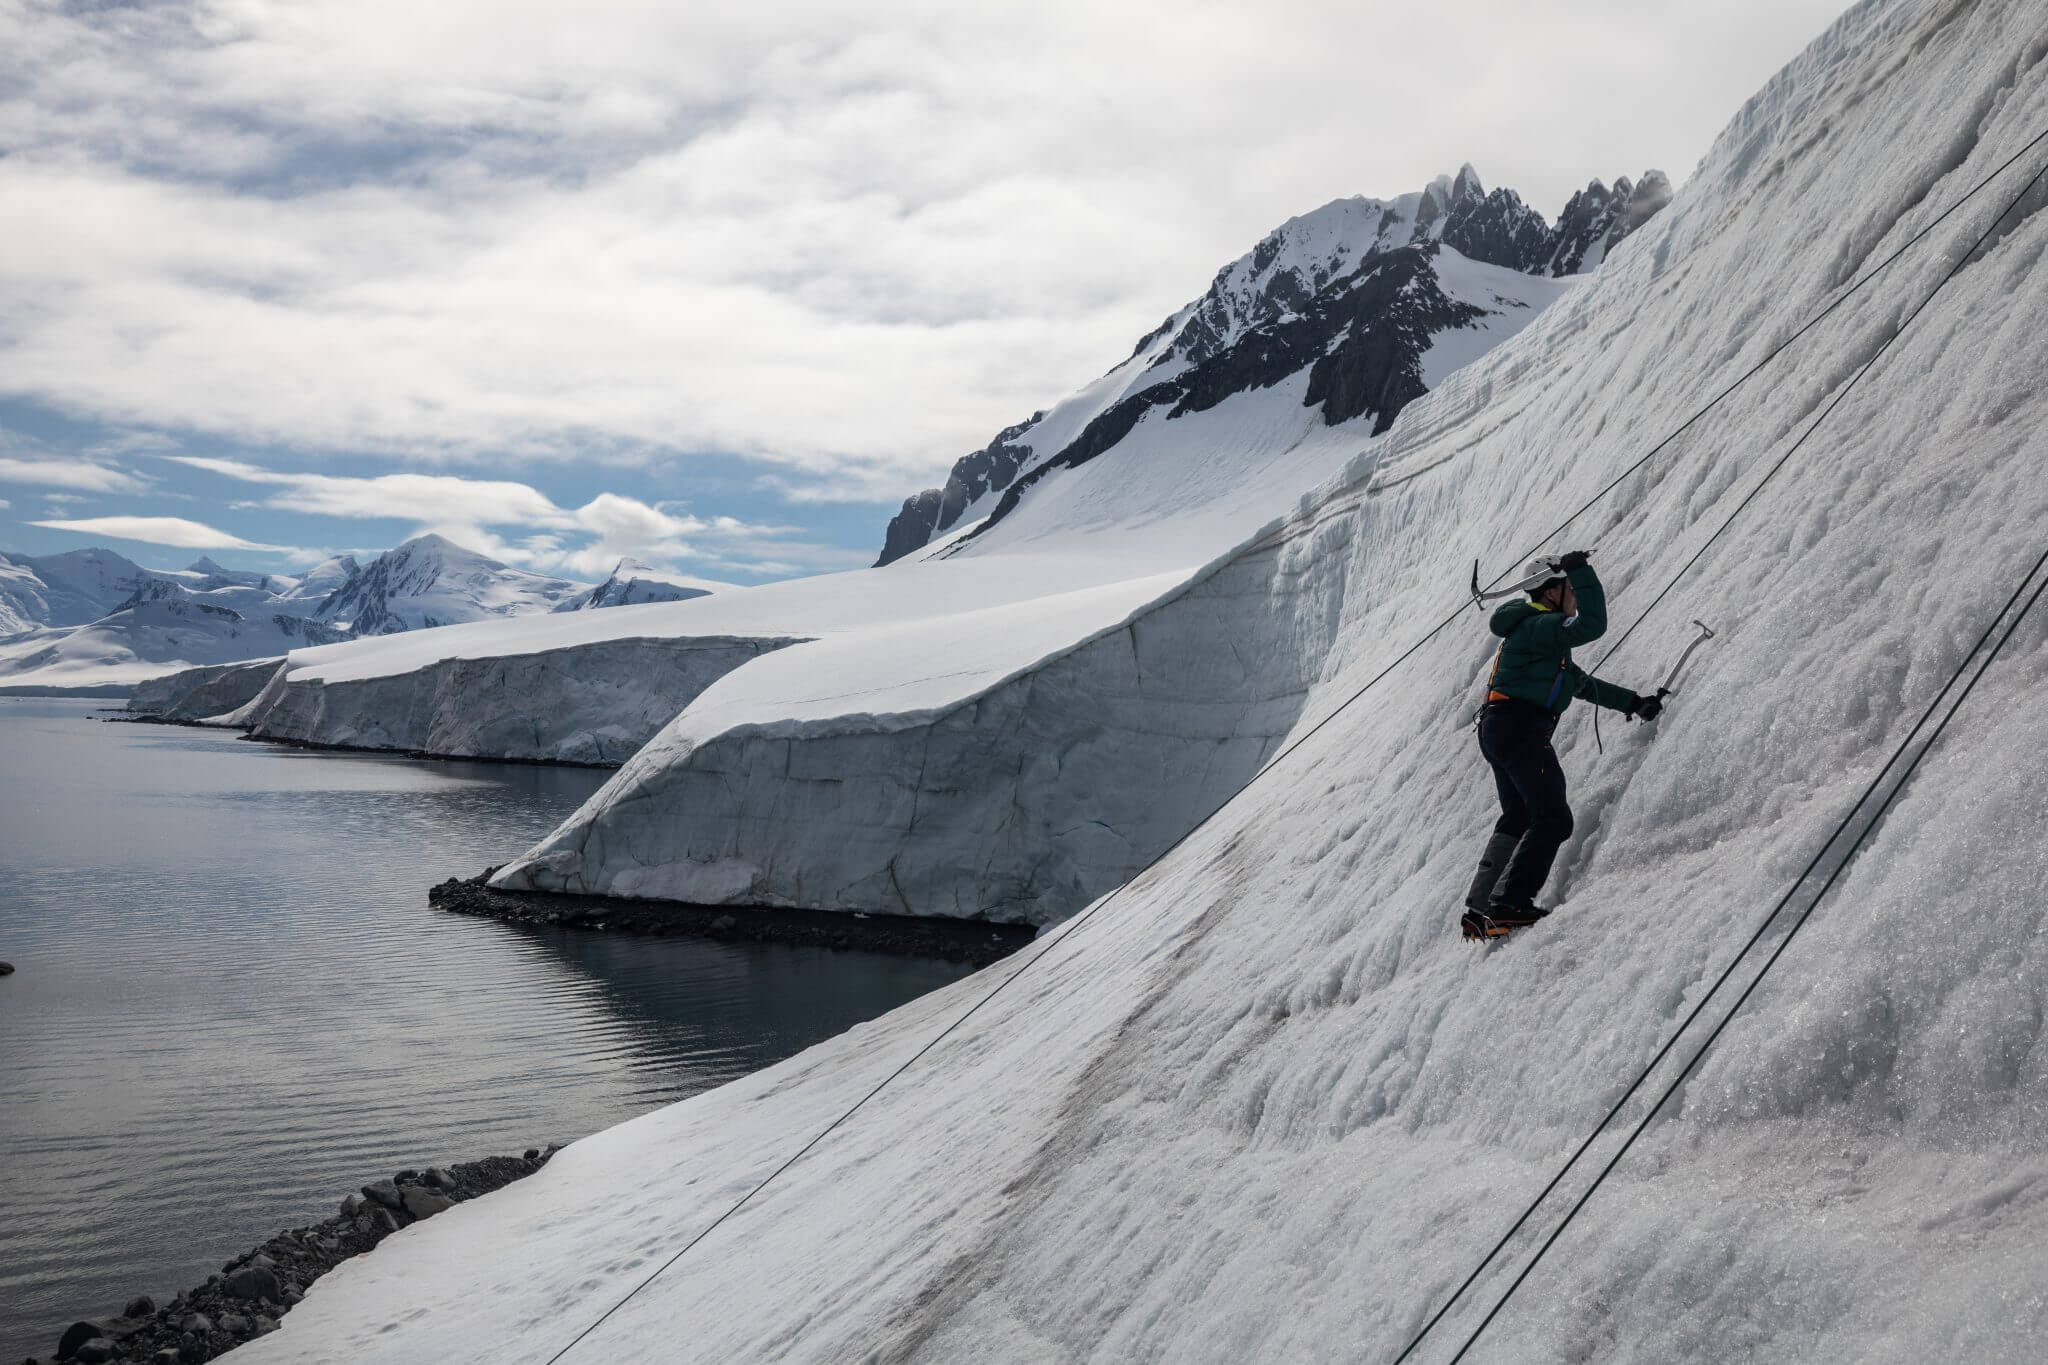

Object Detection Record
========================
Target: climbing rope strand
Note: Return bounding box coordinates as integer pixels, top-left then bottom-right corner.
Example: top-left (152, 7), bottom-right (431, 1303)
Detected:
top-left (1592, 145), bottom-right (2048, 740)
top-left (1389, 544), bottom-right (2048, 1365)
top-left (1447, 554), bottom-right (2048, 1364)
top-left (1397, 143), bottom-right (2048, 1365)
top-left (1593, 151), bottom-right (2048, 676)
top-left (543, 121), bottom-right (2048, 1365)
top-left (1481, 121), bottom-right (2048, 593)
top-left (1282, 124), bottom-right (2048, 775)
top-left (537, 898), bottom-right (1111, 1364)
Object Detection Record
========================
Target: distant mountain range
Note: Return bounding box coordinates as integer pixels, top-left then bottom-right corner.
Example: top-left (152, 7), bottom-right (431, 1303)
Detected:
top-left (0, 536), bottom-right (725, 692)
top-left (876, 165), bottom-right (1670, 564)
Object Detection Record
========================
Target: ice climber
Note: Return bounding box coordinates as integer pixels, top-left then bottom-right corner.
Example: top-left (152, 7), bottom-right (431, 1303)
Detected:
top-left (1463, 551), bottom-right (1664, 941)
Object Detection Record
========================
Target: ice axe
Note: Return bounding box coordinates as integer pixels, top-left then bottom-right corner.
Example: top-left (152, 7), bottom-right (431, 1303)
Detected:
top-left (1469, 552), bottom-right (1594, 609)
top-left (1658, 619), bottom-right (1718, 696)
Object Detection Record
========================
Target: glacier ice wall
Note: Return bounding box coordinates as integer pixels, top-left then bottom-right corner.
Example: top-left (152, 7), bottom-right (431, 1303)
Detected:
top-left (126, 658), bottom-right (280, 720)
top-left (245, 635), bottom-right (800, 765)
top-left (492, 546), bottom-right (1353, 921)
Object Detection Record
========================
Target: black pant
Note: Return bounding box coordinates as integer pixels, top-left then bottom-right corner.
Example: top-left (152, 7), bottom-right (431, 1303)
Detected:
top-left (1466, 701), bottom-right (1574, 910)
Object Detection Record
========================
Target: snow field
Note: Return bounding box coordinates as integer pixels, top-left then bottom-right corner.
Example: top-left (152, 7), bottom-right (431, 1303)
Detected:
top-left (242, 1), bottom-right (2048, 1360)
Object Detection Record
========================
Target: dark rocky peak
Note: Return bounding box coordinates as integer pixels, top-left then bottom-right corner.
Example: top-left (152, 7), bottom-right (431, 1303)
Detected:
top-left (874, 164), bottom-right (1674, 564)
top-left (877, 412), bottom-right (1042, 565)
top-left (1441, 185), bottom-right (1553, 272)
top-left (1543, 170), bottom-right (1672, 275)
top-left (1163, 196), bottom-right (1412, 368)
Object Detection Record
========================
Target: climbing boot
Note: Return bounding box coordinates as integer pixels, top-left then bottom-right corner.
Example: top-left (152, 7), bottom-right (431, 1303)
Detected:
top-left (1484, 900), bottom-right (1552, 929)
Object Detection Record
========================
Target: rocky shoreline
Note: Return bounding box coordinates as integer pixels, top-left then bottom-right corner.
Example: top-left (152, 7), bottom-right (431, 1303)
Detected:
top-left (237, 732), bottom-right (620, 768)
top-left (24, 1149), bottom-right (557, 1365)
top-left (100, 714), bottom-right (621, 769)
top-left (433, 869), bottom-right (1036, 968)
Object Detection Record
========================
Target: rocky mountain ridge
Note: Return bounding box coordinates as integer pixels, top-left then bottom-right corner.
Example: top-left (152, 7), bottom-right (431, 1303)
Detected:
top-left (877, 165), bottom-right (1669, 564)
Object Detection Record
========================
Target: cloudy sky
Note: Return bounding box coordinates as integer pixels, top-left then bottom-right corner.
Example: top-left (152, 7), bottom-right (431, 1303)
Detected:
top-left (0, 0), bottom-right (1847, 582)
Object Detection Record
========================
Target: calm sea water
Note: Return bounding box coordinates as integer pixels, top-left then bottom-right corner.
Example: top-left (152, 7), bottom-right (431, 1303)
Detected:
top-left (0, 698), bottom-right (973, 1361)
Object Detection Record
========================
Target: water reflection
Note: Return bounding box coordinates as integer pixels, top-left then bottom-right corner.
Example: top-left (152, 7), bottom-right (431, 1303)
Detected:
top-left (0, 699), bottom-right (975, 1361)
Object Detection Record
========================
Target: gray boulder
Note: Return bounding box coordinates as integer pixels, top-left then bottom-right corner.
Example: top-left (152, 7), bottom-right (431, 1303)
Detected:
top-left (401, 1185), bottom-right (455, 1220)
top-left (71, 1340), bottom-right (117, 1364)
top-left (227, 1264), bottom-right (284, 1302)
top-left (361, 1180), bottom-right (403, 1210)
top-left (57, 1320), bottom-right (108, 1358)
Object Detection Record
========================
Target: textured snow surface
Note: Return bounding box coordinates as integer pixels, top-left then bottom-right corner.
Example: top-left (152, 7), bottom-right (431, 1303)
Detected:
top-left (243, 1), bottom-right (2048, 1359)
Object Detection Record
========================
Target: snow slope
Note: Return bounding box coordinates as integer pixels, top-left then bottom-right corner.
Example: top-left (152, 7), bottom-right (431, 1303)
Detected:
top-left (238, 0), bottom-right (2048, 1360)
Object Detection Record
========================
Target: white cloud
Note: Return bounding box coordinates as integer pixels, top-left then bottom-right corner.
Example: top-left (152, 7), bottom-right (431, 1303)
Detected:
top-left (0, 456), bottom-right (149, 493)
top-left (30, 515), bottom-right (293, 551)
top-left (0, 0), bottom-right (1849, 501)
top-left (167, 454), bottom-right (855, 579)
top-left (0, 497), bottom-right (10, 510)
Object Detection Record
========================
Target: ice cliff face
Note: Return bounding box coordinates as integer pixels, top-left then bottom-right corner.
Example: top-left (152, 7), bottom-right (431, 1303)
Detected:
top-left (876, 164), bottom-right (1668, 565)
top-left (245, 634), bottom-right (801, 765)
top-left (494, 558), bottom-right (1337, 916)
top-left (235, 2), bottom-right (2048, 1360)
top-left (312, 534), bottom-right (584, 634)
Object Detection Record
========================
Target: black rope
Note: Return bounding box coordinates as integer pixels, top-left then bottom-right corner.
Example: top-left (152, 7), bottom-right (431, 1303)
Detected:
top-left (543, 119), bottom-right (2048, 1365)
top-left (1592, 134), bottom-right (2048, 751)
top-left (1398, 144), bottom-right (2048, 1364)
top-left (1446, 551), bottom-right (2048, 1363)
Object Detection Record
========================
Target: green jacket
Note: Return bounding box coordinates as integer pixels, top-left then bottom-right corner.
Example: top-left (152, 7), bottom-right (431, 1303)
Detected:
top-left (1484, 563), bottom-right (1640, 716)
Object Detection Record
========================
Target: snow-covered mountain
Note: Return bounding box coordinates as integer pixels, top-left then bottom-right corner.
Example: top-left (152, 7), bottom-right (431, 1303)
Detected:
top-left (234, 1), bottom-right (2048, 1359)
top-left (876, 164), bottom-right (1669, 565)
top-left (144, 179), bottom-right (1628, 757)
top-left (0, 580), bottom-right (349, 689)
top-left (311, 534), bottom-right (585, 634)
top-left (0, 546), bottom-right (163, 631)
top-left (551, 559), bottom-right (725, 612)
top-left (279, 554), bottom-right (359, 605)
top-left (0, 536), bottom-right (587, 690)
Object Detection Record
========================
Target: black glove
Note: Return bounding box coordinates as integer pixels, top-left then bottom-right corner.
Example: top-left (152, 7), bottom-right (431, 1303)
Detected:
top-left (1557, 550), bottom-right (1592, 572)
top-left (1627, 688), bottom-right (1667, 722)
